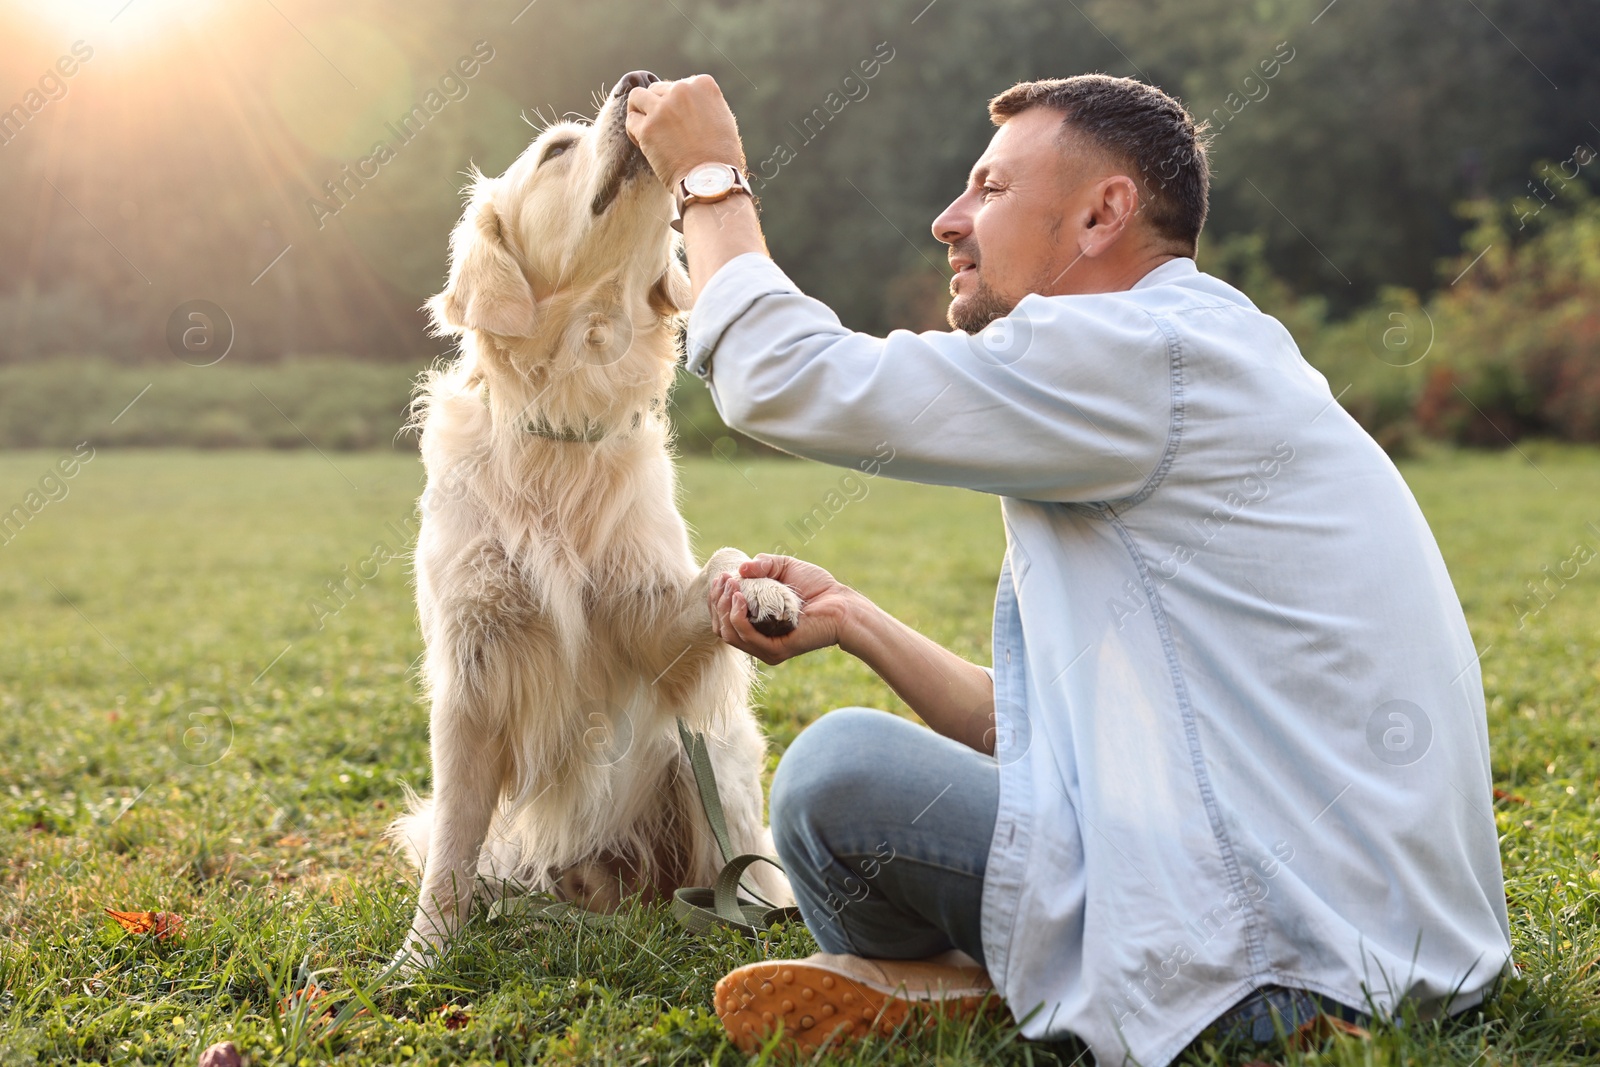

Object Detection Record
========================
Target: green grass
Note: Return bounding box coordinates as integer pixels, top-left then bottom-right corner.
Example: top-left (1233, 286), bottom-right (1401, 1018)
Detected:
top-left (0, 446), bottom-right (1597, 1066)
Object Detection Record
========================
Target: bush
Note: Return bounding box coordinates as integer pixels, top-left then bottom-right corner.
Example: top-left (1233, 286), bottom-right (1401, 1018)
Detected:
top-left (1420, 189), bottom-right (1600, 444)
top-left (1203, 234), bottom-right (1425, 453)
top-left (11, 197), bottom-right (1596, 457)
top-left (1204, 190), bottom-right (1600, 452)
top-left (0, 358), bottom-right (756, 455)
top-left (0, 359), bottom-right (420, 451)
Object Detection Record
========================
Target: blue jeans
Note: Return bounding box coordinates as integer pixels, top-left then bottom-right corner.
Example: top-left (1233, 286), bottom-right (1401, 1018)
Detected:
top-left (769, 706), bottom-right (996, 967)
top-left (767, 707), bottom-right (1367, 1044)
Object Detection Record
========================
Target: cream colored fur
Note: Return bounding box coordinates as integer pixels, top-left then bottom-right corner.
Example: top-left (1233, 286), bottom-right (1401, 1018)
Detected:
top-left (388, 84), bottom-right (797, 969)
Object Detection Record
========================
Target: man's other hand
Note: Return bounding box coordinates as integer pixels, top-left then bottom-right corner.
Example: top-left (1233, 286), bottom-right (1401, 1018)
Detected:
top-left (625, 74), bottom-right (747, 189)
top-left (709, 554), bottom-right (856, 665)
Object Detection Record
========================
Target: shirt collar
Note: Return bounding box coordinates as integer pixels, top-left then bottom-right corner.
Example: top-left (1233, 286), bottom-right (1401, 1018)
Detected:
top-left (1130, 256), bottom-right (1198, 290)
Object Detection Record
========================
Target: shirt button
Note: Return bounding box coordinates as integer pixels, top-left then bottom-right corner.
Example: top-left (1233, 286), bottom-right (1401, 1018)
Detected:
top-left (1005, 649), bottom-right (1012, 665)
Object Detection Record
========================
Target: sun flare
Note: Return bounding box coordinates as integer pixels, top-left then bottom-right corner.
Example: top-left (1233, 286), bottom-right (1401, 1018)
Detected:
top-left (9, 0), bottom-right (231, 51)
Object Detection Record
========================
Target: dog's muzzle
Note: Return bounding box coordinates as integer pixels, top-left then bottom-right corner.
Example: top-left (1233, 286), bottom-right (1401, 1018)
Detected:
top-left (612, 70), bottom-right (660, 97)
top-left (591, 71), bottom-right (662, 216)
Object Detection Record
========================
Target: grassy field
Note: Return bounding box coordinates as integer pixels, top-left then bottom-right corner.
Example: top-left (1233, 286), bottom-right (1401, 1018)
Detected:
top-left (0, 446), bottom-right (1598, 1066)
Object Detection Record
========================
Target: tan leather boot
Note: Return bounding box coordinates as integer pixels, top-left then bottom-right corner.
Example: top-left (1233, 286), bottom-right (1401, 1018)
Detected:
top-left (714, 950), bottom-right (1000, 1054)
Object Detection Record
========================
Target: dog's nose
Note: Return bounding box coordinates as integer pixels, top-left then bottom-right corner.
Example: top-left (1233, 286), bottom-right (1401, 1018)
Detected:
top-left (612, 70), bottom-right (660, 98)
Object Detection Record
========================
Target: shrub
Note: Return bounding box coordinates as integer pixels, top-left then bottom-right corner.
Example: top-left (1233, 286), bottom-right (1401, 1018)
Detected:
top-left (0, 359), bottom-right (420, 451)
top-left (1203, 234), bottom-right (1426, 452)
top-left (1421, 189), bottom-right (1600, 444)
top-left (0, 359), bottom-right (756, 455)
top-left (1204, 189), bottom-right (1600, 452)
top-left (8, 197), bottom-right (1596, 457)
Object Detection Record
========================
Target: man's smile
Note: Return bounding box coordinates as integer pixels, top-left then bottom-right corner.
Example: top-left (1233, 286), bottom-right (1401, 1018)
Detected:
top-left (949, 255), bottom-right (978, 294)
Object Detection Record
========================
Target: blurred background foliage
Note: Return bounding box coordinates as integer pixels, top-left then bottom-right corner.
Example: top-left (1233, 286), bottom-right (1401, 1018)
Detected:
top-left (0, 0), bottom-right (1596, 452)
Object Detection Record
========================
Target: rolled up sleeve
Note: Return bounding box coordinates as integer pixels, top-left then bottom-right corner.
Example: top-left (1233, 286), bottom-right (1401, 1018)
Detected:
top-left (685, 253), bottom-right (1175, 504)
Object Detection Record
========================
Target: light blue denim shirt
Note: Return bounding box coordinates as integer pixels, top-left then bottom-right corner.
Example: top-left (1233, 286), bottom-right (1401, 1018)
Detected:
top-left (686, 253), bottom-right (1511, 1066)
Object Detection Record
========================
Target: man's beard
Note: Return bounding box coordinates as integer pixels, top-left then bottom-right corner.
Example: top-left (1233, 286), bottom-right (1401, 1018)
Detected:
top-left (947, 273), bottom-right (1018, 333)
top-left (945, 238), bottom-right (1020, 333)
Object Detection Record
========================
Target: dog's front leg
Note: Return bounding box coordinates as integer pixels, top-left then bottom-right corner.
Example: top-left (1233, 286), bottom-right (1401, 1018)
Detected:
top-left (400, 702), bottom-right (504, 970)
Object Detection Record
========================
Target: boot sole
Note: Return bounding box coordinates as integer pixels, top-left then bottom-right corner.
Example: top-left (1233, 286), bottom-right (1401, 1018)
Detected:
top-left (714, 958), bottom-right (994, 1055)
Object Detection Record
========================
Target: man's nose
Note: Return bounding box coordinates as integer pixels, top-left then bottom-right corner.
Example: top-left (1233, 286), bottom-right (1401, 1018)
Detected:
top-left (612, 70), bottom-right (660, 98)
top-left (932, 199), bottom-right (970, 245)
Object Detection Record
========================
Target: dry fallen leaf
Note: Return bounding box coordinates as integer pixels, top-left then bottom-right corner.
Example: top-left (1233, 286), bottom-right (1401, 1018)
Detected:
top-left (439, 1003), bottom-right (471, 1030)
top-left (1289, 1013), bottom-right (1371, 1050)
top-left (279, 985), bottom-right (330, 1017)
top-left (104, 909), bottom-right (184, 941)
top-left (1493, 788), bottom-right (1528, 805)
top-left (276, 834), bottom-right (308, 847)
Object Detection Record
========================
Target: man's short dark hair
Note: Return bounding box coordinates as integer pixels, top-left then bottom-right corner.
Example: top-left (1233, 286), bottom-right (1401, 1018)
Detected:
top-left (989, 75), bottom-right (1211, 253)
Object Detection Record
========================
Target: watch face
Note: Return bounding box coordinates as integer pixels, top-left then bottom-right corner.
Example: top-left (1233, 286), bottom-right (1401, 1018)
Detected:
top-left (685, 165), bottom-right (734, 198)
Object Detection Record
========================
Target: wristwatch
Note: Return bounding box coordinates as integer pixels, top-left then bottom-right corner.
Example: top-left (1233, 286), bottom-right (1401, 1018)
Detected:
top-left (672, 163), bottom-right (752, 232)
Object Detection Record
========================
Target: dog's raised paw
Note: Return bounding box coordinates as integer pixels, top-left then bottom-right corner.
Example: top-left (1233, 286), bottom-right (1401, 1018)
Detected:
top-left (740, 577), bottom-right (802, 637)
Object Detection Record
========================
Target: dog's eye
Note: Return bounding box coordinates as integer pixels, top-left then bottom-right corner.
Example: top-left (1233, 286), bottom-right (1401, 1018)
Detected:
top-left (540, 140), bottom-right (575, 166)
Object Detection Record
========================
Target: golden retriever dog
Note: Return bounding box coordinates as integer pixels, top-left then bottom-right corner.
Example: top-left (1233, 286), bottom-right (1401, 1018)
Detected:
top-left (388, 70), bottom-right (798, 968)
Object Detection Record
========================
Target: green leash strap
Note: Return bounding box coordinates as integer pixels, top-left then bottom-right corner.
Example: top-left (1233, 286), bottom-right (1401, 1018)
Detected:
top-left (486, 721), bottom-right (801, 940)
top-left (671, 854), bottom-right (799, 938)
top-left (713, 852), bottom-right (789, 925)
top-left (677, 719), bottom-right (737, 866)
top-left (672, 719), bottom-right (801, 938)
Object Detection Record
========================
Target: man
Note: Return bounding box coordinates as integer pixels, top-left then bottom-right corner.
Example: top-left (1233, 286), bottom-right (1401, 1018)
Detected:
top-left (627, 74), bottom-right (1510, 1064)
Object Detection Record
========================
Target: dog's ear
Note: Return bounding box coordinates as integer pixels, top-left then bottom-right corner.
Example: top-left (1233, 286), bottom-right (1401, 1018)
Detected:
top-left (428, 197), bottom-right (537, 337)
top-left (648, 253), bottom-right (693, 318)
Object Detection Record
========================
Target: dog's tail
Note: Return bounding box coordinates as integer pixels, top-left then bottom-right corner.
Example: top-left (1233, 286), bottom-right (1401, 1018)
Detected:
top-left (384, 788), bottom-right (533, 899)
top-left (383, 783), bottom-right (432, 870)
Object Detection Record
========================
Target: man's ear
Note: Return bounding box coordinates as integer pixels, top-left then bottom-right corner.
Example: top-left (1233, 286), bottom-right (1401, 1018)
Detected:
top-left (648, 250), bottom-right (693, 318)
top-left (1080, 174), bottom-right (1140, 257)
top-left (427, 196), bottom-right (537, 336)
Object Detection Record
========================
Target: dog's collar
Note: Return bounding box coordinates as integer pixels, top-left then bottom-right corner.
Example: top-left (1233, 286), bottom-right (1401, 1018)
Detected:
top-left (524, 412), bottom-right (642, 443)
top-left (477, 383), bottom-right (645, 443)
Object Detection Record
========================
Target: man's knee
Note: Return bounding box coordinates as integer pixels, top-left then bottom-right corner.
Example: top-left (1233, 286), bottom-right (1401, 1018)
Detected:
top-left (770, 707), bottom-right (905, 859)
